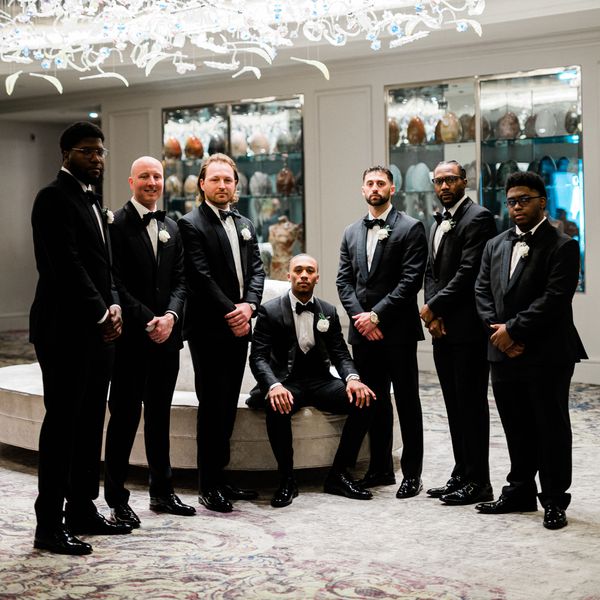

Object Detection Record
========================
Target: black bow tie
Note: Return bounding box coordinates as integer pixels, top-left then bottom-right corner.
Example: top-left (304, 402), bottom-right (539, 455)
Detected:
top-left (84, 190), bottom-right (98, 206)
top-left (508, 230), bottom-right (532, 244)
top-left (142, 210), bottom-right (166, 225)
top-left (363, 217), bottom-right (386, 229)
top-left (220, 209), bottom-right (241, 221)
top-left (295, 301), bottom-right (315, 315)
top-left (433, 211), bottom-right (452, 225)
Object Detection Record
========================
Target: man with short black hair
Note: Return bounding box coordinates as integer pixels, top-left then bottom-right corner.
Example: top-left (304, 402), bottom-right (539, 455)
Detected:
top-left (475, 170), bottom-right (587, 529)
top-left (30, 121), bottom-right (131, 555)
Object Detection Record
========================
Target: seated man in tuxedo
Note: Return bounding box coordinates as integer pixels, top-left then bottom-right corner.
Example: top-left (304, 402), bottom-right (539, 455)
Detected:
top-left (250, 254), bottom-right (375, 508)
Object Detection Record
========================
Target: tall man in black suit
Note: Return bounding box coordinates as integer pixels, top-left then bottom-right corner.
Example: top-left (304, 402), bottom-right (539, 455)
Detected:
top-left (475, 171), bottom-right (587, 530)
top-left (250, 254), bottom-right (375, 507)
top-left (178, 153), bottom-right (265, 513)
top-left (421, 160), bottom-right (497, 506)
top-left (337, 165), bottom-right (428, 499)
top-left (104, 156), bottom-right (195, 528)
top-left (30, 122), bottom-right (131, 555)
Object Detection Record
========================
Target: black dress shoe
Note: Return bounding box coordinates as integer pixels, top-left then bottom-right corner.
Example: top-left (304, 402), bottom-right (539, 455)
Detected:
top-left (543, 504), bottom-right (568, 530)
top-left (150, 494), bottom-right (196, 516)
top-left (395, 477), bottom-right (423, 499)
top-left (271, 477), bottom-right (299, 508)
top-left (324, 470), bottom-right (372, 500)
top-left (441, 482), bottom-right (494, 506)
top-left (34, 526), bottom-right (92, 555)
top-left (426, 476), bottom-right (463, 498)
top-left (66, 511), bottom-right (132, 535)
top-left (220, 483), bottom-right (259, 501)
top-left (110, 504), bottom-right (141, 528)
top-left (199, 488), bottom-right (233, 513)
top-left (356, 471), bottom-right (396, 488)
top-left (476, 495), bottom-right (538, 514)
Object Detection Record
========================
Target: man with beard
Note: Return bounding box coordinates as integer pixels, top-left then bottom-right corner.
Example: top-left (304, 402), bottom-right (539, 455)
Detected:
top-left (178, 153), bottom-right (265, 513)
top-left (30, 122), bottom-right (131, 555)
top-left (421, 160), bottom-right (497, 505)
top-left (337, 165), bottom-right (427, 499)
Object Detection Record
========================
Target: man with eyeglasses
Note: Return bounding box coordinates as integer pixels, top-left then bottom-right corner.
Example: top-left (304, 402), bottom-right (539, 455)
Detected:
top-left (30, 122), bottom-right (131, 555)
top-left (421, 160), bottom-right (497, 506)
top-left (475, 170), bottom-right (587, 530)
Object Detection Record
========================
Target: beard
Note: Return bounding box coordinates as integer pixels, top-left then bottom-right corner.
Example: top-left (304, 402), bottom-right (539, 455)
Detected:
top-left (366, 192), bottom-right (390, 206)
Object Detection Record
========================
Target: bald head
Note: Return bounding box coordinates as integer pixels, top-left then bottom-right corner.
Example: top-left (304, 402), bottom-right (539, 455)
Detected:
top-left (129, 156), bottom-right (164, 210)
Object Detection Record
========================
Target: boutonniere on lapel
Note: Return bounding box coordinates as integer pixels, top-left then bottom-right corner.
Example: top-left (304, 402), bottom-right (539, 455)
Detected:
top-left (439, 219), bottom-right (455, 234)
top-left (158, 226), bottom-right (170, 244)
top-left (101, 207), bottom-right (114, 224)
top-left (240, 223), bottom-right (252, 242)
top-left (515, 241), bottom-right (529, 260)
top-left (316, 313), bottom-right (330, 333)
top-left (377, 225), bottom-right (392, 242)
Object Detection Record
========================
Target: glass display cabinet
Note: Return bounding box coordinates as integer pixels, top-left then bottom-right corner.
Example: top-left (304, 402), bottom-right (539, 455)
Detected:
top-left (162, 96), bottom-right (305, 279)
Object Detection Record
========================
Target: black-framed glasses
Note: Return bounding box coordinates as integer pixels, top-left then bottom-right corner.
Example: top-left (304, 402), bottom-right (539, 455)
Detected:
top-left (505, 195), bottom-right (543, 208)
top-left (431, 175), bottom-right (464, 186)
top-left (71, 147), bottom-right (109, 158)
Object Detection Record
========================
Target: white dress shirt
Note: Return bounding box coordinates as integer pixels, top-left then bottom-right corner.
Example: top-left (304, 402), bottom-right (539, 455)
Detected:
top-left (433, 195), bottom-right (467, 257)
top-left (510, 217), bottom-right (546, 278)
top-left (130, 197), bottom-right (158, 257)
top-left (288, 291), bottom-right (316, 354)
top-left (366, 204), bottom-right (393, 270)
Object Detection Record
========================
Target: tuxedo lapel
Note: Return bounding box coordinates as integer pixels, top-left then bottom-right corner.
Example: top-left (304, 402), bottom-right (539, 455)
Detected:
top-left (357, 222), bottom-right (369, 280)
top-left (234, 217), bottom-right (249, 278)
top-left (125, 201), bottom-right (155, 265)
top-left (369, 208), bottom-right (397, 277)
top-left (499, 236), bottom-right (514, 294)
top-left (200, 203), bottom-right (238, 279)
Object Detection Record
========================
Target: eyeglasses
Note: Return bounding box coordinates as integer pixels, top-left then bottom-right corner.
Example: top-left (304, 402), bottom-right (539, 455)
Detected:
top-left (431, 175), bottom-right (464, 186)
top-left (505, 195), bottom-right (543, 208)
top-left (71, 147), bottom-right (109, 158)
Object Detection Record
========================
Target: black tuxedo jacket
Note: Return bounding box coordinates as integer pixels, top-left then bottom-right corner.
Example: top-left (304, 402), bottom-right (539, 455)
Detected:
top-left (337, 205), bottom-right (427, 346)
top-left (30, 170), bottom-right (118, 344)
top-left (425, 198), bottom-right (497, 344)
top-left (250, 295), bottom-right (356, 394)
top-left (475, 219), bottom-right (587, 366)
top-left (109, 200), bottom-right (185, 352)
top-left (178, 201), bottom-right (265, 338)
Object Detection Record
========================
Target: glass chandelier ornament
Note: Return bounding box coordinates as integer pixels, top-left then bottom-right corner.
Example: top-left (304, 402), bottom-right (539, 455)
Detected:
top-left (1, 0), bottom-right (486, 95)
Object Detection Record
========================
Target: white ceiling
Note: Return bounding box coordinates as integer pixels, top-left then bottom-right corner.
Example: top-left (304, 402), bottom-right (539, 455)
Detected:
top-left (0, 0), bottom-right (598, 122)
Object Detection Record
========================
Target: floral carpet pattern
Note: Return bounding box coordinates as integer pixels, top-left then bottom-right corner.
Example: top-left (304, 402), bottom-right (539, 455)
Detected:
top-left (0, 334), bottom-right (598, 599)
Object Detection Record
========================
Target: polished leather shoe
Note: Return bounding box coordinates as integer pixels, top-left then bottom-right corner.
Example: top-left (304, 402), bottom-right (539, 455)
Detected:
top-left (476, 495), bottom-right (537, 514)
top-left (110, 504), bottom-right (141, 528)
top-left (395, 477), bottom-right (423, 499)
top-left (543, 504), bottom-right (568, 530)
top-left (356, 471), bottom-right (396, 488)
top-left (66, 511), bottom-right (132, 535)
top-left (150, 494), bottom-right (196, 516)
top-left (34, 526), bottom-right (92, 555)
top-left (441, 482), bottom-right (494, 506)
top-left (271, 478), bottom-right (299, 508)
top-left (324, 470), bottom-right (372, 500)
top-left (427, 476), bottom-right (464, 498)
top-left (221, 483), bottom-right (259, 501)
top-left (199, 488), bottom-right (233, 513)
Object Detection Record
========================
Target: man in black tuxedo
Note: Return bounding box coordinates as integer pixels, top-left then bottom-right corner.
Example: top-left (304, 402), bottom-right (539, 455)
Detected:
top-left (178, 153), bottom-right (265, 513)
top-left (30, 122), bottom-right (131, 555)
top-left (104, 156), bottom-right (195, 528)
top-left (337, 165), bottom-right (427, 499)
top-left (475, 171), bottom-right (587, 530)
top-left (421, 160), bottom-right (497, 506)
top-left (250, 254), bottom-right (375, 507)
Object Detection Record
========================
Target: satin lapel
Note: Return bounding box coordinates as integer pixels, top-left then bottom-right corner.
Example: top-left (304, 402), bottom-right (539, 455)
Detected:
top-left (281, 295), bottom-right (297, 365)
top-left (369, 208), bottom-right (397, 277)
top-left (357, 221), bottom-right (369, 281)
top-left (312, 298), bottom-right (328, 355)
top-left (83, 191), bottom-right (105, 248)
top-left (507, 254), bottom-right (526, 293)
top-left (499, 235), bottom-right (514, 294)
top-left (200, 203), bottom-right (237, 278)
top-left (234, 217), bottom-right (249, 278)
top-left (125, 201), bottom-right (155, 265)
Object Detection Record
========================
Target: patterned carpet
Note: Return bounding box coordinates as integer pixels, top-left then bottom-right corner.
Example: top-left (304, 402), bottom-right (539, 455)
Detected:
top-left (0, 332), bottom-right (599, 599)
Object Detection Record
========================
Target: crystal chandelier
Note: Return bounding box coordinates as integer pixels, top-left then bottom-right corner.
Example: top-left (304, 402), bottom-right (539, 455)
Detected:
top-left (1, 0), bottom-right (486, 95)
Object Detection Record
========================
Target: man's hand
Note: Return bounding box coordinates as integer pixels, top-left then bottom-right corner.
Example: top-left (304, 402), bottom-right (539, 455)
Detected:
top-left (225, 302), bottom-right (253, 337)
top-left (147, 313), bottom-right (175, 344)
top-left (427, 317), bottom-right (446, 339)
top-left (505, 342), bottom-right (525, 358)
top-left (489, 323), bottom-right (515, 353)
top-left (100, 304), bottom-right (122, 342)
top-left (352, 312), bottom-right (384, 341)
top-left (346, 379), bottom-right (376, 408)
top-left (420, 304), bottom-right (435, 325)
top-left (268, 383), bottom-right (294, 414)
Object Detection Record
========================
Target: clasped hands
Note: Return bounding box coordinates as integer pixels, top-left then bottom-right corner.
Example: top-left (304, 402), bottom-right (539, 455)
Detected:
top-left (100, 304), bottom-right (122, 342)
top-left (420, 304), bottom-right (446, 339)
top-left (353, 312), bottom-right (383, 341)
top-left (268, 380), bottom-right (376, 414)
top-left (146, 312), bottom-right (175, 344)
top-left (489, 323), bottom-right (524, 358)
top-left (225, 302), bottom-right (253, 337)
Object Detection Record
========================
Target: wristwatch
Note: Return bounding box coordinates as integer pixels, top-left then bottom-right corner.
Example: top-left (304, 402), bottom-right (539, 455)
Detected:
top-left (369, 311), bottom-right (380, 325)
top-left (249, 303), bottom-right (257, 315)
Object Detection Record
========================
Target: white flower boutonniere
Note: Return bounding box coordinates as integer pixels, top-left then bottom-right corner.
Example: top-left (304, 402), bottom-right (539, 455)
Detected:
top-left (377, 225), bottom-right (391, 241)
top-left (102, 208), bottom-right (114, 224)
top-left (240, 224), bottom-right (252, 241)
top-left (440, 219), bottom-right (455, 233)
top-left (516, 241), bottom-right (529, 259)
top-left (316, 313), bottom-right (330, 333)
top-left (158, 228), bottom-right (171, 244)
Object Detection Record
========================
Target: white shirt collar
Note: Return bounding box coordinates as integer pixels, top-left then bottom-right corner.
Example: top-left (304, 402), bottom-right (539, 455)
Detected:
top-left (205, 199), bottom-right (230, 219)
top-left (130, 197), bottom-right (156, 219)
top-left (367, 204), bottom-right (392, 221)
top-left (516, 216), bottom-right (547, 237)
top-left (444, 195), bottom-right (467, 217)
top-left (61, 166), bottom-right (92, 193)
top-left (289, 291), bottom-right (314, 310)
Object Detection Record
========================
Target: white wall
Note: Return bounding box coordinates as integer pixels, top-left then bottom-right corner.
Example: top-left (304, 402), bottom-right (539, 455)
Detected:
top-left (0, 121), bottom-right (63, 330)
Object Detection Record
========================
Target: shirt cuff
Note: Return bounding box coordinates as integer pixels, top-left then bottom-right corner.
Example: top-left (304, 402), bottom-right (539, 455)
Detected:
top-left (97, 309), bottom-right (109, 324)
top-left (165, 310), bottom-right (178, 322)
top-left (346, 374), bottom-right (360, 382)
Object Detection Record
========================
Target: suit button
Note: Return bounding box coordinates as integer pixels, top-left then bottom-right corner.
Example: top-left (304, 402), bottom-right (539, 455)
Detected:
top-left (156, 287), bottom-right (160, 293)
